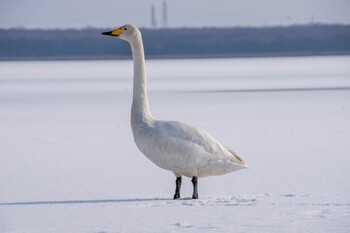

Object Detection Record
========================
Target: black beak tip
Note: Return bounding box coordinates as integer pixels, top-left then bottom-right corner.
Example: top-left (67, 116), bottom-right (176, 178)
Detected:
top-left (101, 31), bottom-right (112, 36)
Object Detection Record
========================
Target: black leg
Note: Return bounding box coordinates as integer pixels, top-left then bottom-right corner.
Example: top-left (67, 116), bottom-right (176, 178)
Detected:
top-left (173, 176), bottom-right (182, 199)
top-left (191, 176), bottom-right (198, 199)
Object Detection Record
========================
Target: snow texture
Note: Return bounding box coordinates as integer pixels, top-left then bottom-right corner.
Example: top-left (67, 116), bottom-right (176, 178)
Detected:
top-left (0, 56), bottom-right (350, 232)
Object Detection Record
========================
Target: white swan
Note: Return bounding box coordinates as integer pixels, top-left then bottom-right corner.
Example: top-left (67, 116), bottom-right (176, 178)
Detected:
top-left (102, 24), bottom-right (247, 199)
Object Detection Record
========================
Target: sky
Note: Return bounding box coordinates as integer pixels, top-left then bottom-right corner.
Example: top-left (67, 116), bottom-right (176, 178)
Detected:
top-left (0, 0), bottom-right (350, 29)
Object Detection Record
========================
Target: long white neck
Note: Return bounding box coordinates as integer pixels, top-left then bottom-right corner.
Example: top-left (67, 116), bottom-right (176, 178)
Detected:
top-left (130, 34), bottom-right (153, 122)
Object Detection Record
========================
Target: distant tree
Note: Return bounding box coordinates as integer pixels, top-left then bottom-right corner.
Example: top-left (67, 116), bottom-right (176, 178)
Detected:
top-left (0, 24), bottom-right (349, 60)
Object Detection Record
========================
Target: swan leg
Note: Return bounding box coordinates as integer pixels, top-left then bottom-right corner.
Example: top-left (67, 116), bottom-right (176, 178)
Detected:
top-left (173, 176), bottom-right (182, 199)
top-left (191, 176), bottom-right (199, 199)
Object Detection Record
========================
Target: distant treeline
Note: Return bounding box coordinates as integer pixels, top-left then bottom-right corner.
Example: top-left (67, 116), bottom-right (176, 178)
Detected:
top-left (0, 24), bottom-right (350, 60)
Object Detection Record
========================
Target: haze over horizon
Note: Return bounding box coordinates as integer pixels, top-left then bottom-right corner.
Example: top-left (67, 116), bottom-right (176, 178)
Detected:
top-left (1, 0), bottom-right (350, 29)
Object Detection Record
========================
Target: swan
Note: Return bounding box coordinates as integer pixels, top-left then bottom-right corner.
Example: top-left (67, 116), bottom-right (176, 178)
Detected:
top-left (102, 24), bottom-right (248, 199)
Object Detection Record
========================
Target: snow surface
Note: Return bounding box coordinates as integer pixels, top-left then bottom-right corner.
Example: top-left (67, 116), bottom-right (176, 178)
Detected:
top-left (0, 56), bottom-right (350, 232)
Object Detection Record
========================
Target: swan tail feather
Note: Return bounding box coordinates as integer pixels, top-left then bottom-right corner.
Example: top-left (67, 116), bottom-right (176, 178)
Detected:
top-left (226, 147), bottom-right (248, 168)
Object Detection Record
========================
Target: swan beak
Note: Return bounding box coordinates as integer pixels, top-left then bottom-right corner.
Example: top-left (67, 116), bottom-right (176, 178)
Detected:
top-left (101, 28), bottom-right (123, 37)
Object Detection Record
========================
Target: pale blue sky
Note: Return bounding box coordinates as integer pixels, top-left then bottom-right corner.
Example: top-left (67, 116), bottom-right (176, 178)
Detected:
top-left (0, 0), bottom-right (349, 29)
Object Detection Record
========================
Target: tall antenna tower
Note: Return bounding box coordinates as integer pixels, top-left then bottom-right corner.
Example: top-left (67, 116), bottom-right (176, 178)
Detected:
top-left (162, 0), bottom-right (168, 28)
top-left (151, 4), bottom-right (157, 29)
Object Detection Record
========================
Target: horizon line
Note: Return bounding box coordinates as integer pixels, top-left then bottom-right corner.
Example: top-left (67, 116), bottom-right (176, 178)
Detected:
top-left (1, 22), bottom-right (350, 31)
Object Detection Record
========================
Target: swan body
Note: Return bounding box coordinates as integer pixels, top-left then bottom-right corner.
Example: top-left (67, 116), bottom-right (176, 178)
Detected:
top-left (132, 119), bottom-right (247, 178)
top-left (102, 24), bottom-right (247, 198)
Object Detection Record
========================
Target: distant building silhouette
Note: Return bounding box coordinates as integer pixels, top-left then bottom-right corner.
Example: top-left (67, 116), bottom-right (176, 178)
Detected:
top-left (151, 4), bottom-right (157, 29)
top-left (162, 1), bottom-right (168, 28)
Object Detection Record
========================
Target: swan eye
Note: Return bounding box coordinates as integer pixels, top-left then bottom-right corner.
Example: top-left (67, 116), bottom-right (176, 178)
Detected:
top-left (124, 28), bottom-right (127, 31)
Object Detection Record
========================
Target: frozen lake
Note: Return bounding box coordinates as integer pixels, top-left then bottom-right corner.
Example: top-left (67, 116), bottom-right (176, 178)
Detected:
top-left (0, 56), bottom-right (350, 232)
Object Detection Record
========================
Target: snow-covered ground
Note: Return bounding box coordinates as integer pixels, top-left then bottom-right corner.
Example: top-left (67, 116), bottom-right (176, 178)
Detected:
top-left (0, 56), bottom-right (349, 232)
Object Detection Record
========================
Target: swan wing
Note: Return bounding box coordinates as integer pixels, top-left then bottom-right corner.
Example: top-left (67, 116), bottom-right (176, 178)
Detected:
top-left (139, 120), bottom-right (247, 176)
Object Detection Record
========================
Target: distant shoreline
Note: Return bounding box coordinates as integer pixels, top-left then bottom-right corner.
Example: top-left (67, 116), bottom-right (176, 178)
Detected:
top-left (1, 24), bottom-right (349, 61)
top-left (1, 51), bottom-right (349, 62)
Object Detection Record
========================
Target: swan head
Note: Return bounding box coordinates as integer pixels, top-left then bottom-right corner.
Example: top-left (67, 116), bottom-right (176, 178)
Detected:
top-left (101, 24), bottom-right (141, 42)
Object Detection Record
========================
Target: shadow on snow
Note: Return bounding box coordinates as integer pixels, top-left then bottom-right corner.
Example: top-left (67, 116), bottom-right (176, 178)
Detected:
top-left (0, 198), bottom-right (178, 206)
